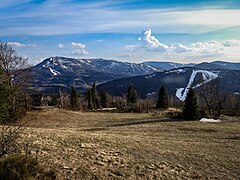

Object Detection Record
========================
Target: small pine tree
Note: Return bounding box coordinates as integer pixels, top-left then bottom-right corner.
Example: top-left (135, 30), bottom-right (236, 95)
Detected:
top-left (91, 82), bottom-right (100, 109)
top-left (48, 94), bottom-right (58, 106)
top-left (86, 89), bottom-right (93, 110)
top-left (99, 91), bottom-right (108, 108)
top-left (183, 88), bottom-right (199, 120)
top-left (70, 87), bottom-right (79, 110)
top-left (156, 86), bottom-right (168, 109)
top-left (127, 86), bottom-right (137, 105)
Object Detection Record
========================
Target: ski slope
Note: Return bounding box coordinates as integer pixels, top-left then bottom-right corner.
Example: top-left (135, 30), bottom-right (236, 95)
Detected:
top-left (176, 70), bottom-right (218, 101)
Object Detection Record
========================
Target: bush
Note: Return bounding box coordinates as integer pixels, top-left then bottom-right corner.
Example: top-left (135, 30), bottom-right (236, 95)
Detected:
top-left (0, 126), bottom-right (22, 158)
top-left (167, 111), bottom-right (183, 119)
top-left (0, 125), bottom-right (57, 179)
top-left (0, 154), bottom-right (56, 180)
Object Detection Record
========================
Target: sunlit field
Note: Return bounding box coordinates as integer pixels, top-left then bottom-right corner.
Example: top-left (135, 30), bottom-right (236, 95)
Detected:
top-left (18, 108), bottom-right (240, 179)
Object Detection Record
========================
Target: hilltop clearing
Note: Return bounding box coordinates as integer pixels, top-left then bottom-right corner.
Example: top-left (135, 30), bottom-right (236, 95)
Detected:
top-left (17, 109), bottom-right (240, 179)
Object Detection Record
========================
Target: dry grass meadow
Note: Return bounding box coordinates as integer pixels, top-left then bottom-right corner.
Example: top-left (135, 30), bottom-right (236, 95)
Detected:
top-left (17, 108), bottom-right (240, 179)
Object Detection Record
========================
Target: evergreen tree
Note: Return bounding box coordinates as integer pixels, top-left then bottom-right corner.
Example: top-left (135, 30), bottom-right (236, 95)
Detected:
top-left (86, 89), bottom-right (93, 110)
top-left (99, 91), bottom-right (108, 108)
top-left (70, 87), bottom-right (79, 110)
top-left (48, 94), bottom-right (58, 106)
top-left (127, 86), bottom-right (137, 105)
top-left (183, 88), bottom-right (199, 120)
top-left (91, 82), bottom-right (99, 109)
top-left (156, 86), bottom-right (168, 109)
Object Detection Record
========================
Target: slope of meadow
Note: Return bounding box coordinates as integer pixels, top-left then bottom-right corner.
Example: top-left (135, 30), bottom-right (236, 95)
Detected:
top-left (19, 108), bottom-right (240, 179)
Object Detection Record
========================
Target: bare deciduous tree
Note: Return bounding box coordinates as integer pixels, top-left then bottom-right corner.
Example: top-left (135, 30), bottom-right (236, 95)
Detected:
top-left (0, 42), bottom-right (31, 122)
top-left (198, 79), bottom-right (223, 118)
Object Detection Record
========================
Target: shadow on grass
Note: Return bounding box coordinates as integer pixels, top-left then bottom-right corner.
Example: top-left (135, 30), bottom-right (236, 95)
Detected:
top-left (223, 136), bottom-right (240, 140)
top-left (179, 127), bottom-right (218, 133)
top-left (80, 127), bottom-right (109, 132)
top-left (107, 118), bottom-right (191, 127)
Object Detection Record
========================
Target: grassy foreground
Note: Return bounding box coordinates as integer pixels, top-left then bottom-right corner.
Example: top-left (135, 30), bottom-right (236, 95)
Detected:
top-left (18, 108), bottom-right (240, 179)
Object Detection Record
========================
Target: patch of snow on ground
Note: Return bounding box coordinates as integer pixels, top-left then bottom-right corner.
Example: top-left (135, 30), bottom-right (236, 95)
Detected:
top-left (176, 70), bottom-right (218, 101)
top-left (176, 88), bottom-right (185, 101)
top-left (109, 62), bottom-right (118, 68)
top-left (49, 67), bottom-right (59, 76)
top-left (195, 70), bottom-right (219, 88)
top-left (145, 74), bottom-right (156, 79)
top-left (145, 64), bottom-right (159, 71)
top-left (146, 92), bottom-right (156, 97)
top-left (166, 69), bottom-right (186, 74)
top-left (200, 118), bottom-right (221, 123)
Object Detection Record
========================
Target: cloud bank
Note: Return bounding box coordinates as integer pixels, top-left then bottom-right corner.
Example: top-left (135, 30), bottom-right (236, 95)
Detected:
top-left (70, 42), bottom-right (89, 55)
top-left (7, 42), bottom-right (26, 47)
top-left (123, 29), bottom-right (240, 62)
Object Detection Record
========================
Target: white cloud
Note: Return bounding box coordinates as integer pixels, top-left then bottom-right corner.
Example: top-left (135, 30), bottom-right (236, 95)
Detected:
top-left (7, 42), bottom-right (26, 47)
top-left (139, 29), bottom-right (169, 51)
top-left (57, 43), bottom-right (64, 49)
top-left (222, 39), bottom-right (240, 47)
top-left (69, 42), bottom-right (89, 55)
top-left (138, 29), bottom-right (240, 57)
top-left (70, 49), bottom-right (89, 55)
top-left (132, 29), bottom-right (240, 62)
top-left (71, 42), bottom-right (86, 49)
top-left (170, 43), bottom-right (191, 53)
top-left (138, 29), bottom-right (191, 53)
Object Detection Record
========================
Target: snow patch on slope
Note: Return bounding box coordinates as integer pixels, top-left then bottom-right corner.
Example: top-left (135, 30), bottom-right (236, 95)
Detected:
top-left (42, 58), bottom-right (61, 76)
top-left (200, 118), bottom-right (221, 123)
top-left (145, 74), bottom-right (156, 79)
top-left (48, 67), bottom-right (59, 76)
top-left (166, 69), bottom-right (186, 74)
top-left (176, 70), bottom-right (218, 101)
top-left (146, 91), bottom-right (156, 97)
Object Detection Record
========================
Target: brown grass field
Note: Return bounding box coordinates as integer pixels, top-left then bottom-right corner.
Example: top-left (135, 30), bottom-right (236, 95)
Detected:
top-left (17, 108), bottom-right (240, 179)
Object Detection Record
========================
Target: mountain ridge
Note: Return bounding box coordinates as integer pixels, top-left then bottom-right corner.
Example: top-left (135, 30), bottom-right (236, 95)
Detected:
top-left (97, 67), bottom-right (240, 100)
top-left (29, 57), bottom-right (240, 94)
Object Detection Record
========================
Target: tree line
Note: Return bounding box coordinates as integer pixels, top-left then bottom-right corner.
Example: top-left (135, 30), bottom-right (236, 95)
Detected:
top-left (1, 42), bottom-right (240, 123)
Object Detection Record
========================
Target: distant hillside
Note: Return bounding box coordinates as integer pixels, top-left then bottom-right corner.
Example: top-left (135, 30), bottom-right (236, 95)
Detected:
top-left (29, 57), bottom-right (240, 94)
top-left (98, 68), bottom-right (240, 100)
top-left (194, 61), bottom-right (240, 70)
top-left (30, 57), bottom-right (158, 93)
top-left (143, 61), bottom-right (195, 70)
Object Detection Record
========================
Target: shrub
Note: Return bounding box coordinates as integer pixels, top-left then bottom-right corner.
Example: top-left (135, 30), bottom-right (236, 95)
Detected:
top-left (0, 126), bottom-right (22, 158)
top-left (0, 125), bottom-right (57, 179)
top-left (0, 154), bottom-right (56, 180)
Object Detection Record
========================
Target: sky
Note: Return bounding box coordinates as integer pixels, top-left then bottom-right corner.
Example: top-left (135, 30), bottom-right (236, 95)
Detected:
top-left (1, 0), bottom-right (240, 65)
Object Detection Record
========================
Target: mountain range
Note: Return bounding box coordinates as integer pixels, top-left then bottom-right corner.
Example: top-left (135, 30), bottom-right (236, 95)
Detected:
top-left (30, 57), bottom-right (157, 93)
top-left (29, 57), bottom-right (240, 98)
top-left (98, 68), bottom-right (240, 100)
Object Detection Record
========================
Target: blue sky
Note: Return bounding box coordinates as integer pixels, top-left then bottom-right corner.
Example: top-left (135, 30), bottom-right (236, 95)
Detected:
top-left (1, 0), bottom-right (240, 64)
